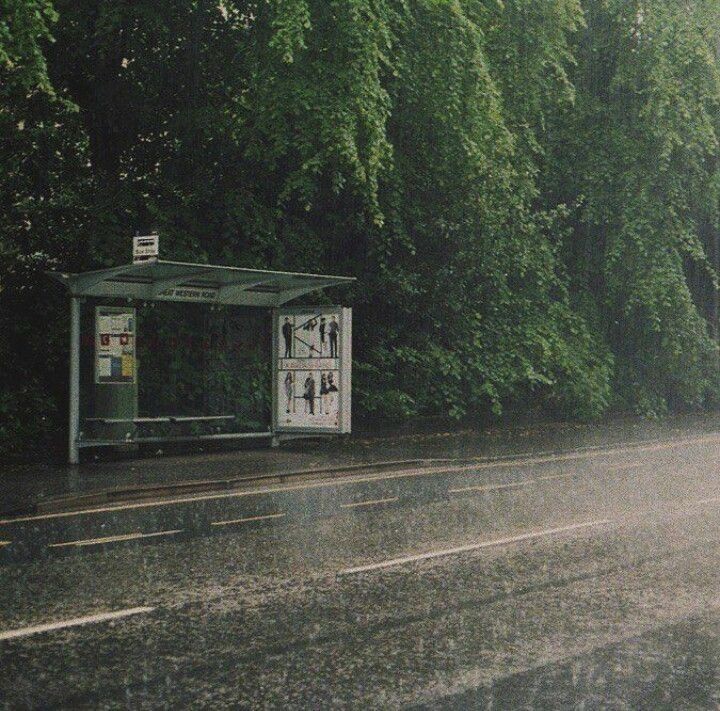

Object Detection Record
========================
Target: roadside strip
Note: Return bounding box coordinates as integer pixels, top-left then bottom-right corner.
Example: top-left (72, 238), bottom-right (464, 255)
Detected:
top-left (2, 434), bottom-right (719, 526)
top-left (49, 529), bottom-right (183, 549)
top-left (0, 607), bottom-right (155, 642)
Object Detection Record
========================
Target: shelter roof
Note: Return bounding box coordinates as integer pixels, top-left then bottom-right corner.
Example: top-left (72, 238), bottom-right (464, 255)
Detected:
top-left (48, 260), bottom-right (355, 307)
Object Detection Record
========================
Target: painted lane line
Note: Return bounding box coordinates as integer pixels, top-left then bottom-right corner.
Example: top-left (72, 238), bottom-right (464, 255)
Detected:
top-left (339, 519), bottom-right (611, 575)
top-left (3, 433), bottom-right (719, 525)
top-left (211, 513), bottom-right (286, 527)
top-left (689, 496), bottom-right (720, 506)
top-left (449, 471), bottom-right (583, 495)
top-left (0, 607), bottom-right (155, 642)
top-left (449, 462), bottom-right (660, 496)
top-left (449, 481), bottom-right (529, 495)
top-left (49, 529), bottom-right (183, 549)
top-left (341, 496), bottom-right (399, 509)
top-left (608, 462), bottom-right (655, 473)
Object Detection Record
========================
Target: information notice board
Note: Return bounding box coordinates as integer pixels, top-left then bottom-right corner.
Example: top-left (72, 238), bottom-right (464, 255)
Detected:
top-left (95, 306), bottom-right (136, 385)
top-left (273, 307), bottom-right (351, 434)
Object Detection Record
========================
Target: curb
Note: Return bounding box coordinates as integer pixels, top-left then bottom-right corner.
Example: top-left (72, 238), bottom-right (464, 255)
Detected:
top-left (5, 431), bottom-right (719, 520)
top-left (32, 459), bottom-right (435, 515)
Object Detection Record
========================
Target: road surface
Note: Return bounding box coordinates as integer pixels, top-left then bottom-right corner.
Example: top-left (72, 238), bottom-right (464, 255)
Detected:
top-left (1, 432), bottom-right (720, 708)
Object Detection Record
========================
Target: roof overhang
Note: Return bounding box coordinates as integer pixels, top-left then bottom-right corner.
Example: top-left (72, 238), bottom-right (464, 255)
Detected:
top-left (47, 260), bottom-right (355, 307)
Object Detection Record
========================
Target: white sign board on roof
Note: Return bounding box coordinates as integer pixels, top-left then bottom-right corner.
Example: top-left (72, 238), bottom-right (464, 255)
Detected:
top-left (133, 234), bottom-right (159, 263)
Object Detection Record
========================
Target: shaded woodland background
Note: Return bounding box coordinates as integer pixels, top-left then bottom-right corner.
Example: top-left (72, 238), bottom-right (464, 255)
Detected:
top-left (2, 0), bottom-right (719, 459)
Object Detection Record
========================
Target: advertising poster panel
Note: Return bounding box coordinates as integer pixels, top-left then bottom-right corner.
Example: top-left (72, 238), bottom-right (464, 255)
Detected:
top-left (273, 308), bottom-right (351, 433)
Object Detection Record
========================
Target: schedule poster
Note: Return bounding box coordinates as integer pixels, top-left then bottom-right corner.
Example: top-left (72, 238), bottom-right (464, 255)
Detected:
top-left (95, 307), bottom-right (136, 385)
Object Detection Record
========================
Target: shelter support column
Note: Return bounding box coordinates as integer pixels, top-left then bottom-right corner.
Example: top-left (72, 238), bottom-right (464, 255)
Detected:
top-left (68, 295), bottom-right (81, 464)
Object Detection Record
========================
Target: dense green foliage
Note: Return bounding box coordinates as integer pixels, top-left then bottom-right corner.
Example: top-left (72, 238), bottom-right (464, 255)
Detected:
top-left (545, 0), bottom-right (720, 415)
top-left (1, 0), bottom-right (719, 458)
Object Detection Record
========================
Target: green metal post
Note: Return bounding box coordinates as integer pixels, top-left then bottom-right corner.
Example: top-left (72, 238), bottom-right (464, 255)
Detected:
top-left (68, 296), bottom-right (81, 464)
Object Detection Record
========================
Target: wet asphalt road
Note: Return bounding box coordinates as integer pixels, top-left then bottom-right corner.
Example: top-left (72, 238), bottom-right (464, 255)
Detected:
top-left (1, 433), bottom-right (720, 708)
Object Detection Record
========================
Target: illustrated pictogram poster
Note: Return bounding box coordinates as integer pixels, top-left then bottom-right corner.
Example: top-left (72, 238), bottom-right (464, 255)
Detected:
top-left (273, 308), bottom-right (351, 433)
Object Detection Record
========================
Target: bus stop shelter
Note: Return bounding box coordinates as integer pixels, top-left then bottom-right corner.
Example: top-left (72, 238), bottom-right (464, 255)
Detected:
top-left (49, 259), bottom-right (354, 464)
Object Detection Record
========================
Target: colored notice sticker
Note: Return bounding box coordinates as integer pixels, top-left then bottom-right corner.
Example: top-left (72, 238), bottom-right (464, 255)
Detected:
top-left (121, 355), bottom-right (133, 377)
top-left (111, 357), bottom-right (122, 376)
top-left (97, 356), bottom-right (112, 378)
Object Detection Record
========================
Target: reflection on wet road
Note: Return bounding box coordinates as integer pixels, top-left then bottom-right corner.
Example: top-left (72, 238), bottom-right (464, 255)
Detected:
top-left (418, 608), bottom-right (720, 710)
top-left (1, 433), bottom-right (720, 707)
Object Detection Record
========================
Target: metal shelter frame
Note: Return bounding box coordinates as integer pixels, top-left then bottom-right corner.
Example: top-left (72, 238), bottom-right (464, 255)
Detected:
top-left (48, 260), bottom-right (355, 463)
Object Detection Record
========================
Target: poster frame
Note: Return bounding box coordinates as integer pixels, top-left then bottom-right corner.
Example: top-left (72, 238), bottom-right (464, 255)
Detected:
top-left (94, 305), bottom-right (137, 386)
top-left (272, 306), bottom-right (351, 435)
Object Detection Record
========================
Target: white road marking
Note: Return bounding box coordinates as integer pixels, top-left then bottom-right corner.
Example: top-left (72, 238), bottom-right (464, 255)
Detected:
top-left (49, 529), bottom-right (182, 548)
top-left (689, 496), bottom-right (720, 506)
top-left (449, 471), bottom-right (586, 494)
top-left (0, 607), bottom-right (155, 642)
top-left (607, 462), bottom-right (653, 473)
top-left (339, 519), bottom-right (611, 575)
top-left (210, 513), bottom-right (285, 527)
top-left (341, 496), bottom-right (399, 509)
top-left (450, 481), bottom-right (531, 494)
top-left (449, 460), bottom-right (659, 495)
top-left (2, 434), bottom-right (718, 525)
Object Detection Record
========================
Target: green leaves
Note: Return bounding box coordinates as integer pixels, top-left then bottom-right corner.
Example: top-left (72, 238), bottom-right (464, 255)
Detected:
top-left (551, 0), bottom-right (720, 414)
top-left (0, 0), bottom-right (57, 93)
top-left (2, 0), bottom-right (720, 458)
top-left (269, 0), bottom-right (312, 63)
